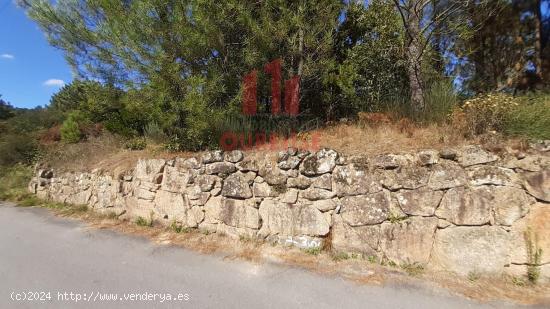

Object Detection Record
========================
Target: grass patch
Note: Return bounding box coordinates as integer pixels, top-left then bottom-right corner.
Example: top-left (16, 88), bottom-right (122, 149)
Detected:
top-left (331, 251), bottom-right (350, 261)
top-left (303, 247), bottom-right (322, 256)
top-left (504, 94), bottom-right (550, 140)
top-left (401, 262), bottom-right (425, 276)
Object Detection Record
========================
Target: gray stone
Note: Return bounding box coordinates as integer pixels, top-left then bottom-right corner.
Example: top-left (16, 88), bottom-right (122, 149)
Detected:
top-left (492, 186), bottom-right (534, 226)
top-left (333, 164), bottom-right (382, 197)
top-left (457, 145), bottom-right (498, 167)
top-left (331, 215), bottom-right (379, 255)
top-left (378, 166), bottom-right (430, 190)
top-left (435, 187), bottom-right (493, 226)
top-left (258, 199), bottom-right (330, 237)
top-left (287, 176), bottom-right (312, 189)
top-left (136, 187), bottom-right (156, 201)
top-left (202, 150), bottom-right (224, 163)
top-left (467, 166), bottom-right (520, 187)
top-left (196, 175), bottom-right (219, 192)
top-left (379, 217), bottom-right (439, 265)
top-left (439, 149), bottom-right (457, 160)
top-left (340, 191), bottom-right (391, 226)
top-left (300, 148), bottom-right (338, 176)
top-left (135, 159), bottom-right (166, 182)
top-left (181, 157), bottom-right (202, 169)
top-left (281, 189), bottom-right (299, 204)
top-left (418, 150), bottom-right (439, 166)
top-left (253, 182), bottom-right (279, 198)
top-left (300, 187), bottom-right (336, 201)
top-left (311, 199), bottom-right (337, 212)
top-left (205, 162), bottom-right (237, 175)
top-left (219, 198), bottom-right (260, 229)
top-left (224, 150), bottom-right (244, 163)
top-left (221, 173), bottom-right (252, 199)
top-left (38, 169), bottom-right (53, 179)
top-left (372, 154), bottom-right (406, 169)
top-left (428, 161), bottom-right (467, 190)
top-left (431, 226), bottom-right (511, 276)
top-left (162, 165), bottom-right (194, 193)
top-left (312, 174), bottom-right (332, 190)
top-left (523, 170), bottom-right (550, 202)
top-left (395, 188), bottom-right (444, 217)
top-left (278, 156), bottom-right (302, 170)
top-left (236, 157), bottom-right (260, 172)
top-left (259, 164), bottom-right (288, 185)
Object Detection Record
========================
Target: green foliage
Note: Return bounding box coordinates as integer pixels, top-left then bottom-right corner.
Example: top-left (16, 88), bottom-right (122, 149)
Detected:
top-left (504, 94), bottom-right (550, 140)
top-left (303, 247), bottom-right (322, 255)
top-left (124, 137), bottom-right (147, 151)
top-left (0, 95), bottom-right (15, 120)
top-left (334, 0), bottom-right (409, 115)
top-left (423, 80), bottom-right (458, 123)
top-left (60, 112), bottom-right (83, 143)
top-left (0, 164), bottom-right (35, 202)
top-left (525, 229), bottom-right (543, 284)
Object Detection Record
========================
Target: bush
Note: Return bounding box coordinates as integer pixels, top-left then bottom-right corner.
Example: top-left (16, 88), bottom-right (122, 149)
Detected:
top-left (423, 80), bottom-right (457, 123)
top-left (458, 93), bottom-right (519, 136)
top-left (60, 116), bottom-right (81, 143)
top-left (124, 137), bottom-right (147, 150)
top-left (0, 164), bottom-right (35, 202)
top-left (0, 133), bottom-right (39, 166)
top-left (504, 94), bottom-right (550, 140)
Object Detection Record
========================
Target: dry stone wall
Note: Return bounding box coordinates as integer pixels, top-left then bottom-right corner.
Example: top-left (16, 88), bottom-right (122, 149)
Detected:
top-left (29, 144), bottom-right (550, 280)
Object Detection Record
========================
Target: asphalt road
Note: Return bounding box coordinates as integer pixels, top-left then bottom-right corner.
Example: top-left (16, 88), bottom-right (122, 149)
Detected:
top-left (0, 202), bottom-right (537, 309)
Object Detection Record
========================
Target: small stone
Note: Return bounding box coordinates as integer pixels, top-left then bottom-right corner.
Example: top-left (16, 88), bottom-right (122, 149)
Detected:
top-left (340, 191), bottom-right (391, 226)
top-left (205, 162), bottom-right (237, 175)
top-left (224, 150), bottom-right (244, 163)
top-left (523, 170), bottom-right (550, 202)
top-left (300, 148), bottom-right (338, 176)
top-left (457, 145), bottom-right (498, 167)
top-left (287, 176), bottom-right (312, 189)
top-left (281, 189), bottom-right (298, 204)
top-left (312, 174), bottom-right (332, 190)
top-left (312, 199), bottom-right (337, 212)
top-left (202, 150), bottom-right (224, 164)
top-left (439, 149), bottom-right (457, 160)
top-left (418, 150), bottom-right (439, 166)
top-left (300, 187), bottom-right (336, 201)
top-left (221, 173), bottom-right (253, 199)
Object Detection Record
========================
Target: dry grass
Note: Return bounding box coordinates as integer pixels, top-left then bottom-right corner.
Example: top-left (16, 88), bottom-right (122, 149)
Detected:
top-left (32, 203), bottom-right (550, 306)
top-left (313, 122), bottom-right (471, 156)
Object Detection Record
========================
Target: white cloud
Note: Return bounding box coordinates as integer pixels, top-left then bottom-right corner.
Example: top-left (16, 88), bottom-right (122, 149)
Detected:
top-left (0, 54), bottom-right (15, 60)
top-left (43, 79), bottom-right (65, 87)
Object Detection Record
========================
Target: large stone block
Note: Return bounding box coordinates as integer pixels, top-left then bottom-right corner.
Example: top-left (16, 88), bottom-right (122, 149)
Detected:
top-left (332, 164), bottom-right (382, 197)
top-left (523, 170), bottom-right (550, 202)
top-left (258, 199), bottom-right (330, 237)
top-left (431, 226), bottom-right (511, 276)
top-left (331, 214), bottom-right (379, 256)
top-left (300, 149), bottom-right (338, 176)
top-left (135, 159), bottom-right (166, 182)
top-left (379, 217), bottom-right (439, 265)
top-left (435, 187), bottom-right (492, 225)
top-left (428, 161), bottom-right (467, 190)
top-left (395, 188), bottom-right (443, 217)
top-left (457, 145), bottom-right (498, 167)
top-left (221, 173), bottom-right (253, 199)
top-left (340, 191), bottom-right (391, 226)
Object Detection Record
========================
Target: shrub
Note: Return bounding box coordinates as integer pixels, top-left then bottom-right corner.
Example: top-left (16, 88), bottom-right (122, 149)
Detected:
top-left (459, 93), bottom-right (519, 136)
top-left (503, 94), bottom-right (550, 140)
top-left (0, 133), bottom-right (39, 166)
top-left (0, 164), bottom-right (34, 202)
top-left (423, 80), bottom-right (457, 123)
top-left (60, 116), bottom-right (81, 143)
top-left (124, 137), bottom-right (147, 150)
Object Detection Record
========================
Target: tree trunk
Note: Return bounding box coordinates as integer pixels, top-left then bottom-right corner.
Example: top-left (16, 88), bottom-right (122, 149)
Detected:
top-left (405, 9), bottom-right (425, 116)
top-left (534, 0), bottom-right (543, 79)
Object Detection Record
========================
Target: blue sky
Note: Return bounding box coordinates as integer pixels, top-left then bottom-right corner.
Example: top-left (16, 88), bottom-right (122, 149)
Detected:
top-left (0, 1), bottom-right (72, 109)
